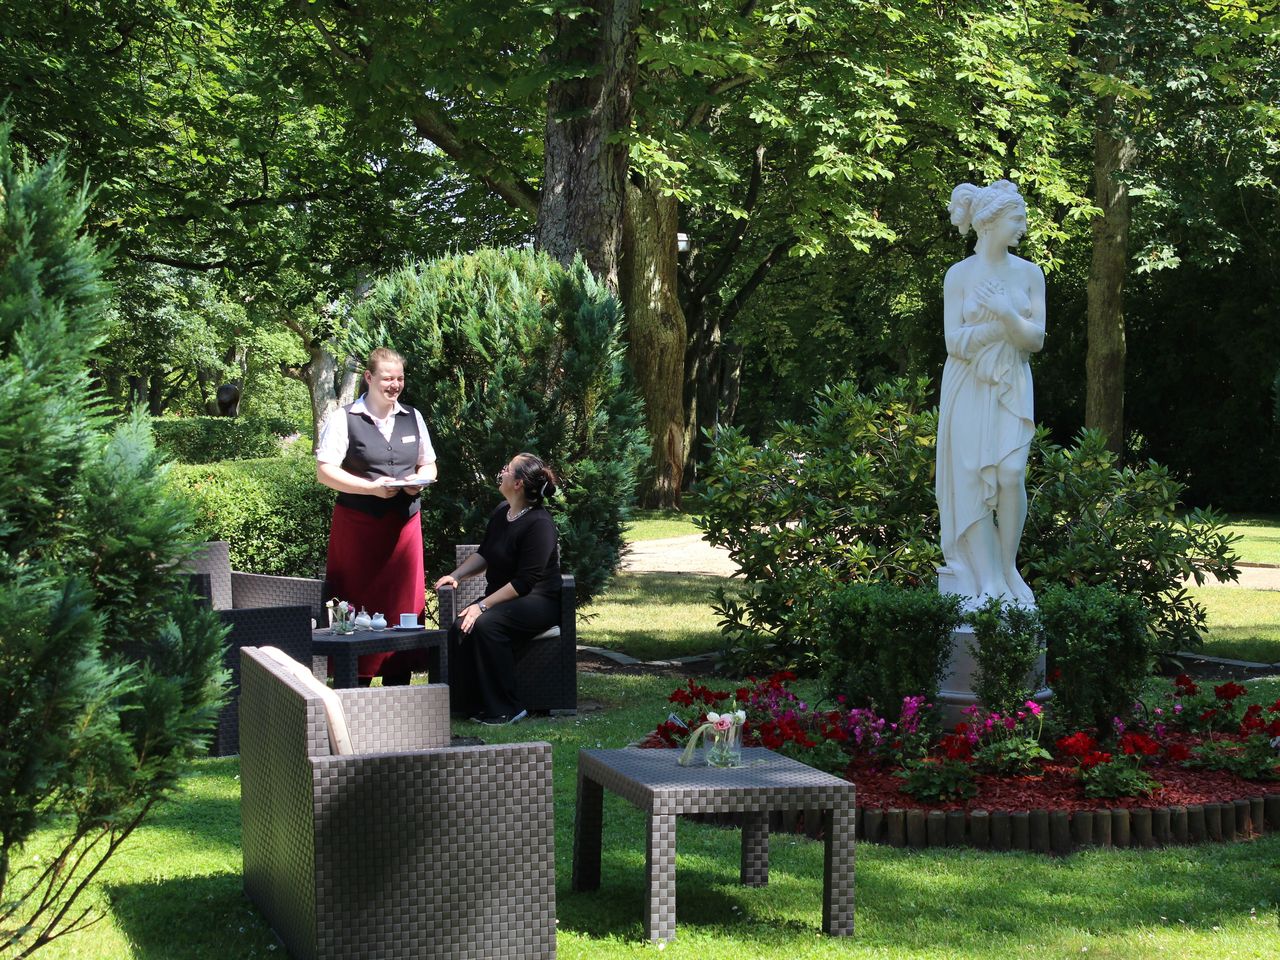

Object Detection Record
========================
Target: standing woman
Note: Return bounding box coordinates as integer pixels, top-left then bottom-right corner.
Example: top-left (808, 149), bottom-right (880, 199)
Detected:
top-left (315, 347), bottom-right (438, 684)
top-left (435, 453), bottom-right (561, 725)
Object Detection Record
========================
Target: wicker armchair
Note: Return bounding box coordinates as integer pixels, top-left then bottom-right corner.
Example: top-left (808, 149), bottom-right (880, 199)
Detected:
top-left (238, 646), bottom-right (557, 960)
top-left (188, 541), bottom-right (326, 755)
top-left (437, 544), bottom-right (577, 715)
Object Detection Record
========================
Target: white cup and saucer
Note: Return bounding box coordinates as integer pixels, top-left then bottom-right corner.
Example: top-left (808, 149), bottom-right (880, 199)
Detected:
top-left (396, 613), bottom-right (420, 630)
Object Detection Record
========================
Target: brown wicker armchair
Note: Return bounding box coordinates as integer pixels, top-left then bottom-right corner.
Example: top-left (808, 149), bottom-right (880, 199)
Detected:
top-left (436, 544), bottom-right (577, 715)
top-left (239, 646), bottom-right (557, 960)
top-left (188, 541), bottom-right (325, 755)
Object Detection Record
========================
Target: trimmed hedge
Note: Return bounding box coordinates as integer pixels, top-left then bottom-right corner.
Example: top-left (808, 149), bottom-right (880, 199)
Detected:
top-left (1038, 583), bottom-right (1152, 735)
top-left (169, 453), bottom-right (333, 578)
top-left (153, 415), bottom-right (298, 463)
top-left (817, 583), bottom-right (965, 717)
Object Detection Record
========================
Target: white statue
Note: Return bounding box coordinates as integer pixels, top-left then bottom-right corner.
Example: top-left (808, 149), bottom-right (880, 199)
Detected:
top-left (936, 180), bottom-right (1045, 607)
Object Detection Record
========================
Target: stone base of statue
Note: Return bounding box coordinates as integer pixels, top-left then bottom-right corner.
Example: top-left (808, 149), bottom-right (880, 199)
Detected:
top-left (936, 567), bottom-right (1052, 726)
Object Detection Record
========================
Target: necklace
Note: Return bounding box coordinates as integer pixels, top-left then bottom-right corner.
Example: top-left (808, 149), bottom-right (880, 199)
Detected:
top-left (507, 505), bottom-right (531, 522)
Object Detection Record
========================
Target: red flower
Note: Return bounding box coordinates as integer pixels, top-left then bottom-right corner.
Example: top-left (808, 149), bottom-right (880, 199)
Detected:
top-left (939, 733), bottom-right (972, 761)
top-left (1056, 732), bottom-right (1098, 759)
top-left (1079, 751), bottom-right (1112, 770)
top-left (1164, 743), bottom-right (1192, 763)
top-left (1199, 708), bottom-right (1218, 723)
top-left (1173, 674), bottom-right (1199, 696)
top-left (735, 687), bottom-right (750, 703)
top-left (1047, 667), bottom-right (1063, 684)
top-left (1213, 681), bottom-right (1247, 702)
top-left (1119, 732), bottom-right (1160, 757)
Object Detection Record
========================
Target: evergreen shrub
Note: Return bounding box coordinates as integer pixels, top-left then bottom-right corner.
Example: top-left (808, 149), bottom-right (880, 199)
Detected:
top-left (348, 248), bottom-right (649, 606)
top-left (966, 598), bottom-right (1043, 715)
top-left (816, 583), bottom-right (964, 716)
top-left (0, 129), bottom-right (225, 953)
top-left (1037, 584), bottom-right (1151, 734)
top-left (152, 414), bottom-right (297, 462)
top-left (170, 451), bottom-right (333, 578)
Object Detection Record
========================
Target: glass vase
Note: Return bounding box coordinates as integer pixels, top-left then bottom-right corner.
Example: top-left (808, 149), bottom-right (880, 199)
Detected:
top-left (706, 723), bottom-right (743, 768)
top-left (332, 619), bottom-right (356, 636)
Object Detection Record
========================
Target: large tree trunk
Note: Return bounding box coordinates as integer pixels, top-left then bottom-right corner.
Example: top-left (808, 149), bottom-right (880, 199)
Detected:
top-left (1085, 82), bottom-right (1135, 454)
top-left (537, 0), bottom-right (641, 294)
top-left (283, 340), bottom-right (359, 440)
top-left (621, 181), bottom-right (687, 506)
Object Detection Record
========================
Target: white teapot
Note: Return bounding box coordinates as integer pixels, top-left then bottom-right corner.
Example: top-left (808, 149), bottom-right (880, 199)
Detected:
top-left (370, 612), bottom-right (388, 631)
top-left (353, 608), bottom-right (372, 631)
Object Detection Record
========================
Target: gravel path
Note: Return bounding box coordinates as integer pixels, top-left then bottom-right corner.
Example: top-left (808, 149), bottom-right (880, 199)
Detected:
top-left (621, 535), bottom-right (1280, 590)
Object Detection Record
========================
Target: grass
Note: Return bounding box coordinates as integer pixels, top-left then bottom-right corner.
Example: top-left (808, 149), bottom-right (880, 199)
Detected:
top-left (581, 570), bottom-right (732, 661)
top-left (1191, 586), bottom-right (1280, 664)
top-left (1225, 514), bottom-right (1280, 566)
top-left (623, 508), bottom-right (702, 542)
top-left (17, 670), bottom-right (1280, 960)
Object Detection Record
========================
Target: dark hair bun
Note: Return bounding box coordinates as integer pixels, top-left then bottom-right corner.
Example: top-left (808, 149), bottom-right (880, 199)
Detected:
top-left (514, 454), bottom-right (559, 503)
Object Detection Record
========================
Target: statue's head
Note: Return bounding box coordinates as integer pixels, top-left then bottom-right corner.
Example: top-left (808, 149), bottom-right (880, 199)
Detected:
top-left (947, 180), bottom-right (1026, 238)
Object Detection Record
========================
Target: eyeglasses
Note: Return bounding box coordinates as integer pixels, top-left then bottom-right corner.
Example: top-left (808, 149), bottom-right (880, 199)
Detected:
top-left (496, 466), bottom-right (514, 483)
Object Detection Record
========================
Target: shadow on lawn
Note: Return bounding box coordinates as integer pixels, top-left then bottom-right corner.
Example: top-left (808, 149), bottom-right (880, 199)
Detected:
top-left (109, 872), bottom-right (274, 960)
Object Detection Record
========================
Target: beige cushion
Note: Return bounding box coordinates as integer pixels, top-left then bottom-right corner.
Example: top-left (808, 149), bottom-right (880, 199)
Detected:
top-left (259, 646), bottom-right (354, 756)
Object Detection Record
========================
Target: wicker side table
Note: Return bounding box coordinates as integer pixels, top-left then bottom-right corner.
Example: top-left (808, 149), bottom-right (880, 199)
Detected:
top-left (572, 747), bottom-right (855, 942)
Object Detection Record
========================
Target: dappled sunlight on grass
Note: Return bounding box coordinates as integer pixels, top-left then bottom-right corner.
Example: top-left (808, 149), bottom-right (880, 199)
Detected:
top-left (1225, 514), bottom-right (1280, 566)
top-left (583, 571), bottom-right (735, 660)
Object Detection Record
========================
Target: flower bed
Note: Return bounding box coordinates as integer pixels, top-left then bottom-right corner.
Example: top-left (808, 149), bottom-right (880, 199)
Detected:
top-left (639, 673), bottom-right (1280, 852)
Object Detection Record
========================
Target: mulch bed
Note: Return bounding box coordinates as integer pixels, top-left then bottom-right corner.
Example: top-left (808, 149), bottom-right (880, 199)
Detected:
top-left (849, 756), bottom-right (1280, 814)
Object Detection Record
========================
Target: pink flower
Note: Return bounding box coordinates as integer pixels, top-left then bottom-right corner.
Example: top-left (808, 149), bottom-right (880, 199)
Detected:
top-left (712, 715), bottom-right (732, 732)
top-left (1023, 700), bottom-right (1042, 716)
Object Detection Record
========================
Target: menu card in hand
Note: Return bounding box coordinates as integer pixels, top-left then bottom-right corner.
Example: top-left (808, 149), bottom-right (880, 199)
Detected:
top-left (381, 477), bottom-right (435, 489)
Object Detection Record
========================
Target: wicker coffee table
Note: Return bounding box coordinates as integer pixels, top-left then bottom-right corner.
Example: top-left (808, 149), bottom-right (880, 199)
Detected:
top-left (572, 747), bottom-right (856, 941)
top-left (311, 626), bottom-right (447, 688)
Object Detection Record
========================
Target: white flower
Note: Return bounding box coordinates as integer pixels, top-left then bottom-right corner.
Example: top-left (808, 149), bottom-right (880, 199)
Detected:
top-left (707, 711), bottom-right (721, 723)
top-left (734, 710), bottom-right (746, 723)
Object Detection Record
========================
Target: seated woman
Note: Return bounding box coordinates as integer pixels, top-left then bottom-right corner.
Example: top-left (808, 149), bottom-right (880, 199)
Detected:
top-left (434, 452), bottom-right (561, 725)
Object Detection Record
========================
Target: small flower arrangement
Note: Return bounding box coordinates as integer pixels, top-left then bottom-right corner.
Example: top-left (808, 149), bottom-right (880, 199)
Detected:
top-left (326, 597), bottom-right (355, 635)
top-left (679, 708), bottom-right (747, 768)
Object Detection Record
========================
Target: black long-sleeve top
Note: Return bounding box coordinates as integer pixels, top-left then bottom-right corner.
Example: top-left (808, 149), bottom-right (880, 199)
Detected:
top-left (478, 503), bottom-right (561, 598)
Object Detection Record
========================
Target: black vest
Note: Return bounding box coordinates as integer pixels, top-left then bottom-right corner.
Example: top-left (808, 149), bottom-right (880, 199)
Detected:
top-left (336, 402), bottom-right (422, 519)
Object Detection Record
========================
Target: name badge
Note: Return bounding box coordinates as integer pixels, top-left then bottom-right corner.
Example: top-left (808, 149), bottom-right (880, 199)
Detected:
top-left (402, 435), bottom-right (416, 443)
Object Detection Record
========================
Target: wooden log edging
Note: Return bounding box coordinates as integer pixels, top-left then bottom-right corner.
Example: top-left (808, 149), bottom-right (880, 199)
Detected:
top-left (853, 793), bottom-right (1280, 853)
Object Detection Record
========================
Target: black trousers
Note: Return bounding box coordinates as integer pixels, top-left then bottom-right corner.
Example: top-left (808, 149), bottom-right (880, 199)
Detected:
top-left (448, 591), bottom-right (559, 719)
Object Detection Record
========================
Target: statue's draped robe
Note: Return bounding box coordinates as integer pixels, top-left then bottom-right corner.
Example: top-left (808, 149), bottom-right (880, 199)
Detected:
top-left (936, 287), bottom-right (1035, 597)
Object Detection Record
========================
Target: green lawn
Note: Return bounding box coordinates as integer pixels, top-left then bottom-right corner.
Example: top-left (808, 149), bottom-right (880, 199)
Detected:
top-left (18, 670), bottom-right (1280, 960)
top-left (623, 508), bottom-right (703, 542)
top-left (581, 570), bottom-right (731, 661)
top-left (1192, 586), bottom-right (1280, 664)
top-left (1225, 514), bottom-right (1280, 566)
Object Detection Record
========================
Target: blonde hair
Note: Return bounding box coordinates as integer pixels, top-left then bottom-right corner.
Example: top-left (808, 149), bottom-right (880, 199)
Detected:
top-left (366, 347), bottom-right (405, 374)
top-left (948, 180), bottom-right (1025, 237)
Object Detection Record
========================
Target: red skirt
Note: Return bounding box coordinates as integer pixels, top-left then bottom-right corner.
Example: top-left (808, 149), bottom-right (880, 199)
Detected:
top-left (325, 503), bottom-right (425, 679)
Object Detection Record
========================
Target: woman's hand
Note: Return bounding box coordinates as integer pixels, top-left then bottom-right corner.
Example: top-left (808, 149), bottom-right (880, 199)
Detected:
top-left (369, 477), bottom-right (399, 499)
top-left (458, 602), bottom-right (484, 634)
top-left (434, 573), bottom-right (459, 591)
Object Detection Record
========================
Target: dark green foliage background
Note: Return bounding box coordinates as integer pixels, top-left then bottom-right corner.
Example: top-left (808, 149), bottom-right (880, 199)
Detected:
top-left (152, 415), bottom-right (298, 463)
top-left (349, 248), bottom-right (649, 606)
top-left (169, 454), bottom-right (334, 579)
